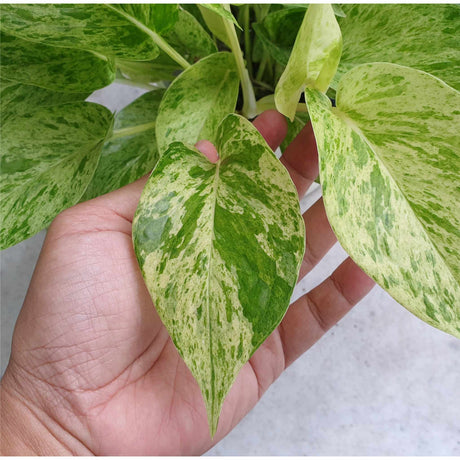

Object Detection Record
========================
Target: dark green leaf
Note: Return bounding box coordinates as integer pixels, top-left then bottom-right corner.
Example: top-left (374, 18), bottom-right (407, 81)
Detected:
top-left (253, 7), bottom-right (305, 66)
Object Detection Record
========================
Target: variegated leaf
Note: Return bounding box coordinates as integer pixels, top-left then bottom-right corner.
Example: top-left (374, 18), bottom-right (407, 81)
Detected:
top-left (112, 4), bottom-right (179, 36)
top-left (83, 90), bottom-right (164, 201)
top-left (133, 114), bottom-right (305, 435)
top-left (337, 4), bottom-right (460, 90)
top-left (305, 63), bottom-right (460, 337)
top-left (275, 4), bottom-right (342, 120)
top-left (0, 4), bottom-right (160, 60)
top-left (156, 52), bottom-right (239, 154)
top-left (1, 102), bottom-right (113, 249)
top-left (0, 80), bottom-right (88, 124)
top-left (0, 31), bottom-right (115, 93)
top-left (164, 8), bottom-right (217, 63)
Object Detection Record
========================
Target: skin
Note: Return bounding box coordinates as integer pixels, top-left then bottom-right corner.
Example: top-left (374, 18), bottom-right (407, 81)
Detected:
top-left (0, 111), bottom-right (374, 455)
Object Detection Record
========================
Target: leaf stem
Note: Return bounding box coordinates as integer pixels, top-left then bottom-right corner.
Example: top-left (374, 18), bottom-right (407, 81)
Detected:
top-left (222, 5), bottom-right (257, 119)
top-left (243, 5), bottom-right (253, 79)
top-left (110, 121), bottom-right (156, 140)
top-left (106, 5), bottom-right (190, 70)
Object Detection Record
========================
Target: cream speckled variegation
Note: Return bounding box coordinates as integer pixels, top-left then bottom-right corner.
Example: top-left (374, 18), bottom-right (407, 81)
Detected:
top-left (133, 114), bottom-right (305, 435)
top-left (336, 4), bottom-right (460, 91)
top-left (1, 100), bottom-right (113, 249)
top-left (156, 52), bottom-right (239, 154)
top-left (275, 4), bottom-right (342, 121)
top-left (305, 63), bottom-right (460, 337)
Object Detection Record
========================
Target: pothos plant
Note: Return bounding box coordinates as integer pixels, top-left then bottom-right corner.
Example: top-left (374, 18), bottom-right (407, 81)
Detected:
top-left (1, 3), bottom-right (459, 435)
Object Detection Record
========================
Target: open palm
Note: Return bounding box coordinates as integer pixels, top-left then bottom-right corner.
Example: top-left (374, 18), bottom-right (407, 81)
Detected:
top-left (2, 111), bottom-right (374, 455)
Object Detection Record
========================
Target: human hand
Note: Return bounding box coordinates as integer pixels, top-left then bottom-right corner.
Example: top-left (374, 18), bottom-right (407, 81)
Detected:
top-left (0, 111), bottom-right (374, 455)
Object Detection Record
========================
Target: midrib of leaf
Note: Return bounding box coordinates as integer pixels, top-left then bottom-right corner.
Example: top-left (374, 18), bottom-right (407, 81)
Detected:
top-left (332, 105), bottom-right (459, 284)
top-left (110, 121), bottom-right (156, 141)
top-left (204, 157), bottom-right (221, 436)
top-left (105, 4), bottom-right (190, 70)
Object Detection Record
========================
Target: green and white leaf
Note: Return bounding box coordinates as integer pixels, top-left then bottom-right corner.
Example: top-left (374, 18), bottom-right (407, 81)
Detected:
top-left (112, 4), bottom-right (179, 35)
top-left (1, 102), bottom-right (113, 249)
top-left (275, 4), bottom-right (342, 120)
top-left (337, 4), bottom-right (460, 90)
top-left (0, 4), bottom-right (160, 60)
top-left (156, 52), bottom-right (239, 154)
top-left (133, 113), bottom-right (305, 435)
top-left (0, 32), bottom-right (115, 93)
top-left (0, 80), bottom-right (88, 124)
top-left (164, 8), bottom-right (217, 63)
top-left (305, 63), bottom-right (460, 337)
top-left (83, 90), bottom-right (164, 201)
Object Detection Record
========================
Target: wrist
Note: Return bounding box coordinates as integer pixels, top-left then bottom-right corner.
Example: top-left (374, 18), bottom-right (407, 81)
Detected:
top-left (0, 372), bottom-right (89, 455)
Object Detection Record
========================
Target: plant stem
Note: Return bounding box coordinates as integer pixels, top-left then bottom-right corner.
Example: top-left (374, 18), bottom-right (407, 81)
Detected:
top-left (243, 5), bottom-right (253, 79)
top-left (110, 121), bottom-right (156, 140)
top-left (256, 57), bottom-right (268, 82)
top-left (222, 5), bottom-right (257, 118)
top-left (106, 5), bottom-right (190, 70)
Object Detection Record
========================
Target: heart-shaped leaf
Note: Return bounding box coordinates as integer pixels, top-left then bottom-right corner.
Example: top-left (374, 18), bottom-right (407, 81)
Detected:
top-left (1, 99), bottom-right (113, 249)
top-left (133, 114), bottom-right (305, 435)
top-left (275, 4), bottom-right (342, 120)
top-left (83, 90), bottom-right (164, 201)
top-left (336, 4), bottom-right (460, 90)
top-left (156, 52), bottom-right (239, 153)
top-left (305, 63), bottom-right (460, 337)
top-left (0, 31), bottom-right (115, 93)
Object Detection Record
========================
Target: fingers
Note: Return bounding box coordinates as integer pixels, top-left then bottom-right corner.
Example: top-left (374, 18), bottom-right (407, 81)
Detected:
top-left (279, 257), bottom-right (375, 368)
top-left (280, 122), bottom-right (319, 197)
top-left (195, 140), bottom-right (219, 163)
top-left (252, 110), bottom-right (288, 151)
top-left (299, 198), bottom-right (337, 280)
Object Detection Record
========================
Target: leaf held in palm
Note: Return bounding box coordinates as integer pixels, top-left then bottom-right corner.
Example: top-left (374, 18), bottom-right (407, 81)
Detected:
top-left (133, 114), bottom-right (305, 435)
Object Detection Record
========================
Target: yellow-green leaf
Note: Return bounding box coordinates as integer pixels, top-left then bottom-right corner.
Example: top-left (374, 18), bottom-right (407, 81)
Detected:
top-left (275, 4), bottom-right (342, 120)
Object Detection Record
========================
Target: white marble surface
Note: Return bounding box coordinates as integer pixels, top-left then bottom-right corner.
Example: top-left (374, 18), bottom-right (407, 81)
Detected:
top-left (1, 84), bottom-right (459, 455)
